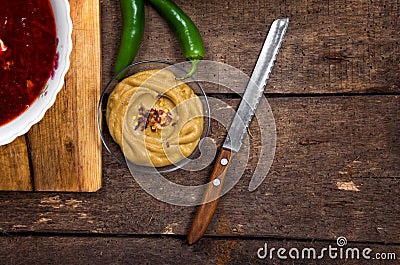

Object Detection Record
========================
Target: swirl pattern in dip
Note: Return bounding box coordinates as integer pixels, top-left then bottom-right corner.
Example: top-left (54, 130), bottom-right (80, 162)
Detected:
top-left (106, 69), bottom-right (203, 167)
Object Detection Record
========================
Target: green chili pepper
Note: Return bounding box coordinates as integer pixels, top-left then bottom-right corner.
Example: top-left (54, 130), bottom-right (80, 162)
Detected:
top-left (114, 0), bottom-right (145, 78)
top-left (147, 0), bottom-right (205, 79)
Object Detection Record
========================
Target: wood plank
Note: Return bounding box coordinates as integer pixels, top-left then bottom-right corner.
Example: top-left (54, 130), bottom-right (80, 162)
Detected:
top-left (0, 96), bottom-right (397, 243)
top-left (26, 0), bottom-right (102, 191)
top-left (101, 0), bottom-right (400, 94)
top-left (0, 136), bottom-right (32, 191)
top-left (0, 236), bottom-right (399, 264)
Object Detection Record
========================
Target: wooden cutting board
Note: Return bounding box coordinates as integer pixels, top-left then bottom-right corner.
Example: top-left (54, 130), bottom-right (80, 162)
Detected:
top-left (0, 0), bottom-right (101, 192)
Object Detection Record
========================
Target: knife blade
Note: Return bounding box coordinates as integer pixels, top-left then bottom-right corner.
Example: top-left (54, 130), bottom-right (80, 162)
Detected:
top-left (187, 18), bottom-right (289, 245)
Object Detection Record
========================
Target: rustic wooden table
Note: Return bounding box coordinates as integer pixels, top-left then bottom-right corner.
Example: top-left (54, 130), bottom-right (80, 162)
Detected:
top-left (0, 0), bottom-right (399, 264)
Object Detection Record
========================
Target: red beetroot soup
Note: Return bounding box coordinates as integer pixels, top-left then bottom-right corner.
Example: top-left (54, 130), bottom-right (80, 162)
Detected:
top-left (0, 0), bottom-right (57, 126)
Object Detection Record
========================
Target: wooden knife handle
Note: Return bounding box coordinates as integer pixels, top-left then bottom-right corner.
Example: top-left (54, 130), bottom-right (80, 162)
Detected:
top-left (187, 148), bottom-right (232, 244)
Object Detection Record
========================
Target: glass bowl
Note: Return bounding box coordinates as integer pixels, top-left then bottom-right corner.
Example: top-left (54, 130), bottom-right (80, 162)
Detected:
top-left (97, 60), bottom-right (210, 173)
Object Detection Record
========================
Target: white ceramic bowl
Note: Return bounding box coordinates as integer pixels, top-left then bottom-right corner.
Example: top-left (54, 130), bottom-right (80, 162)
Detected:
top-left (0, 0), bottom-right (73, 145)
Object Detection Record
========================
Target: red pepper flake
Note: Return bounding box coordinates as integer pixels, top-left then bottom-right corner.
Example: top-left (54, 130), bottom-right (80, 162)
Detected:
top-left (166, 142), bottom-right (170, 148)
top-left (133, 105), bottom-right (173, 132)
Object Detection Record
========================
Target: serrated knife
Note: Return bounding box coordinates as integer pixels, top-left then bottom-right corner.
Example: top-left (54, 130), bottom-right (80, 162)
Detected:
top-left (187, 18), bottom-right (289, 244)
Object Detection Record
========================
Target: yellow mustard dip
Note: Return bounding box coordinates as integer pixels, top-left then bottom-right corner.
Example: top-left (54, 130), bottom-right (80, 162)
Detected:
top-left (106, 69), bottom-right (203, 167)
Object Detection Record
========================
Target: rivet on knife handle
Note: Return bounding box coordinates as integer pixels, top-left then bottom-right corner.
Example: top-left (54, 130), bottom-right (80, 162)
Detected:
top-left (187, 148), bottom-right (232, 245)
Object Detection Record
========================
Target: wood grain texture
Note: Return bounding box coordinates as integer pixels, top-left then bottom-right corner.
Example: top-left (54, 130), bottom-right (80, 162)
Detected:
top-left (0, 236), bottom-right (399, 264)
top-left (101, 0), bottom-right (400, 94)
top-left (0, 96), bottom-right (397, 243)
top-left (0, 0), bottom-right (399, 261)
top-left (0, 137), bottom-right (32, 191)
